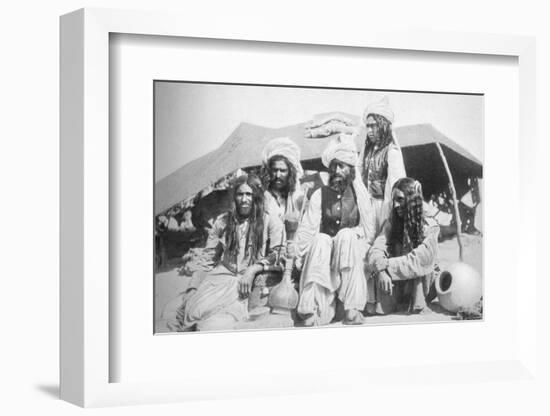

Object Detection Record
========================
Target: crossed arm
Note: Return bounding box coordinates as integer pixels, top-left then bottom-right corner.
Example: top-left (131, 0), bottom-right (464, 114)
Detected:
top-left (367, 220), bottom-right (440, 295)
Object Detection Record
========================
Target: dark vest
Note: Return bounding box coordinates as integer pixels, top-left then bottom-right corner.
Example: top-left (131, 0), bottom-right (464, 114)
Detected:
top-left (362, 145), bottom-right (390, 200)
top-left (320, 185), bottom-right (360, 237)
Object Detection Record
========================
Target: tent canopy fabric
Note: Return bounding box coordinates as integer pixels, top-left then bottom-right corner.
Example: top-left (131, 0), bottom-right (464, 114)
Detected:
top-left (156, 115), bottom-right (482, 215)
top-left (388, 123), bottom-right (482, 200)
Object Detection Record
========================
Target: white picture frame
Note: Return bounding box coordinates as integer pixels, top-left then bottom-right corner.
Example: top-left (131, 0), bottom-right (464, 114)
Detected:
top-left (60, 7), bottom-right (537, 408)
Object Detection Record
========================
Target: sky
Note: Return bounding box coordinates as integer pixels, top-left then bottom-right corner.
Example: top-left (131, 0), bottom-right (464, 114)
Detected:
top-left (154, 82), bottom-right (483, 180)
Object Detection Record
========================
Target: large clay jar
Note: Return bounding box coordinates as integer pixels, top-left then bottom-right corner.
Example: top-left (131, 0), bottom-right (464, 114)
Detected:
top-left (248, 266), bottom-right (283, 312)
top-left (268, 278), bottom-right (299, 316)
top-left (435, 262), bottom-right (482, 313)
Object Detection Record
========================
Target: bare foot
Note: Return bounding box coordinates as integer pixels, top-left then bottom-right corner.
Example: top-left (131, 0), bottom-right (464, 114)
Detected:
top-left (365, 303), bottom-right (376, 316)
top-left (410, 305), bottom-right (428, 314)
top-left (343, 309), bottom-right (365, 325)
top-left (302, 314), bottom-right (316, 327)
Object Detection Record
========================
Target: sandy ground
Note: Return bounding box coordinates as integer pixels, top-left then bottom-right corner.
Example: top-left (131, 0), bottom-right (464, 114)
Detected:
top-left (154, 234), bottom-right (483, 333)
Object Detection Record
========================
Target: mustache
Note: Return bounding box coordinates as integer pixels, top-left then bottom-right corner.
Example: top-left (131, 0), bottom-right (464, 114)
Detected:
top-left (270, 177), bottom-right (289, 190)
top-left (236, 203), bottom-right (253, 217)
top-left (236, 199), bottom-right (253, 208)
top-left (330, 173), bottom-right (348, 182)
top-left (329, 173), bottom-right (352, 192)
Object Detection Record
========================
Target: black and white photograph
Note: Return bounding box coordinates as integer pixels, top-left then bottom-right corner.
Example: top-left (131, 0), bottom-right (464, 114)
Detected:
top-left (4, 0), bottom-right (548, 412)
top-left (154, 81), bottom-right (484, 333)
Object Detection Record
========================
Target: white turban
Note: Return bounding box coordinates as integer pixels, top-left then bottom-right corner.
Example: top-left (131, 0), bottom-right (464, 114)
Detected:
top-left (362, 96), bottom-right (394, 125)
top-left (262, 137), bottom-right (304, 177)
top-left (321, 134), bottom-right (358, 168)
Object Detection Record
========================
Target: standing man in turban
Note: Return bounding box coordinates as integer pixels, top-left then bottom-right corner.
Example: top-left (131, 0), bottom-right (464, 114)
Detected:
top-left (360, 96), bottom-right (407, 314)
top-left (360, 96), bottom-right (406, 231)
top-left (295, 137), bottom-right (369, 326)
top-left (367, 178), bottom-right (439, 314)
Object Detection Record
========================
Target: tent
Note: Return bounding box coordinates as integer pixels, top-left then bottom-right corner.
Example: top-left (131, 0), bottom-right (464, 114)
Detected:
top-left (396, 123), bottom-right (482, 199)
top-left (155, 120), bottom-right (333, 215)
top-left (155, 115), bottom-right (482, 216)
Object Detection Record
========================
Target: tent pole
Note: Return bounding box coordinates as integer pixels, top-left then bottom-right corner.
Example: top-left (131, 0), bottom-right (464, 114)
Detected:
top-left (435, 142), bottom-right (464, 262)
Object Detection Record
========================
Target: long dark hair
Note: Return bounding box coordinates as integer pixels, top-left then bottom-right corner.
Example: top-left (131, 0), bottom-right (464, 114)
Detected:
top-left (363, 113), bottom-right (395, 156)
top-left (389, 177), bottom-right (425, 252)
top-left (225, 174), bottom-right (265, 264)
top-left (260, 155), bottom-right (297, 196)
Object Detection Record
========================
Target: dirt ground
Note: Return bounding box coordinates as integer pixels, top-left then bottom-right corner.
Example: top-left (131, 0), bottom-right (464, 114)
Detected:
top-left (154, 234), bottom-right (483, 333)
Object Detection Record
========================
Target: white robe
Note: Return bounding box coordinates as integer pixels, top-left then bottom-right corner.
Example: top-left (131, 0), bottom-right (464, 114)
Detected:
top-left (179, 212), bottom-right (283, 331)
top-left (295, 188), bottom-right (368, 325)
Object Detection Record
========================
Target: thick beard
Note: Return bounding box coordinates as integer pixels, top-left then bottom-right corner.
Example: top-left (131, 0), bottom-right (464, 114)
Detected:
top-left (367, 135), bottom-right (378, 144)
top-left (236, 204), bottom-right (252, 219)
top-left (394, 207), bottom-right (404, 219)
top-left (329, 174), bottom-right (352, 194)
top-left (269, 177), bottom-right (289, 196)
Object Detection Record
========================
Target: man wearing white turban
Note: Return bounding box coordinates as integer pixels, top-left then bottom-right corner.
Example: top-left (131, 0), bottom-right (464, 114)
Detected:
top-left (359, 97), bottom-right (407, 314)
top-left (250, 138), bottom-right (308, 315)
top-left (261, 137), bottom-right (305, 224)
top-left (294, 136), bottom-right (370, 326)
top-left (360, 97), bottom-right (406, 227)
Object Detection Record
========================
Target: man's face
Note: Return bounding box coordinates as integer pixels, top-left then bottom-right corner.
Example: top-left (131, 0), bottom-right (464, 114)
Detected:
top-left (392, 188), bottom-right (406, 219)
top-left (269, 159), bottom-right (290, 192)
top-left (365, 115), bottom-right (380, 143)
top-left (235, 183), bottom-right (254, 217)
top-left (328, 159), bottom-right (352, 191)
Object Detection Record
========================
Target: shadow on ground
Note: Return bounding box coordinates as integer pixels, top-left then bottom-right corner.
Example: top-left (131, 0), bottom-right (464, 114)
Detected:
top-left (34, 384), bottom-right (59, 399)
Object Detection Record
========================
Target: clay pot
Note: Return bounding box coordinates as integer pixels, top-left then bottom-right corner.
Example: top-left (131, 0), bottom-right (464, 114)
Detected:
top-left (248, 267), bottom-right (283, 312)
top-left (268, 277), bottom-right (299, 316)
top-left (435, 262), bottom-right (482, 313)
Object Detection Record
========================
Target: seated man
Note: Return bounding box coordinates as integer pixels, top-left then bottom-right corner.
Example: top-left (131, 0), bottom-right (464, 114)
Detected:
top-left (173, 174), bottom-right (283, 332)
top-left (366, 178), bottom-right (439, 314)
top-left (241, 137), bottom-right (306, 312)
top-left (295, 138), bottom-right (369, 326)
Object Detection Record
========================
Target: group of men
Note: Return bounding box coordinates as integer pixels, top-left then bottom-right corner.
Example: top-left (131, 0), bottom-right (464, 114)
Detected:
top-left (171, 97), bottom-right (440, 331)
